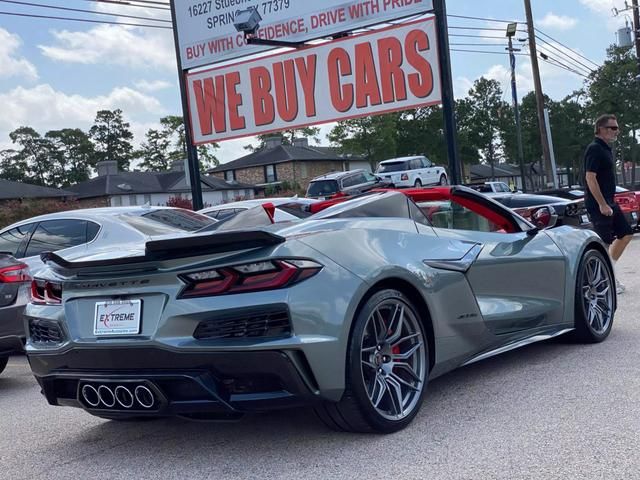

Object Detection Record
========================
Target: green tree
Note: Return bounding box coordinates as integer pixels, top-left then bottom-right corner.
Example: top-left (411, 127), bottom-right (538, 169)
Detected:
top-left (136, 129), bottom-right (171, 172)
top-left (89, 109), bottom-right (134, 171)
top-left (158, 115), bottom-right (219, 171)
top-left (245, 127), bottom-right (321, 152)
top-left (8, 127), bottom-right (53, 186)
top-left (396, 106), bottom-right (446, 165)
top-left (462, 78), bottom-right (510, 179)
top-left (0, 149), bottom-right (27, 182)
top-left (328, 114), bottom-right (398, 169)
top-left (45, 128), bottom-right (96, 187)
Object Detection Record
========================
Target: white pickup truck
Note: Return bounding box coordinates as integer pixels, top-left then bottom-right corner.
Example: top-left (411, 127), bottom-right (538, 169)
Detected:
top-left (467, 181), bottom-right (519, 195)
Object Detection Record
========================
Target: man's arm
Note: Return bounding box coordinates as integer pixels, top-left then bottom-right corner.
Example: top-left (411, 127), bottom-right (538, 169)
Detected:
top-left (585, 171), bottom-right (613, 216)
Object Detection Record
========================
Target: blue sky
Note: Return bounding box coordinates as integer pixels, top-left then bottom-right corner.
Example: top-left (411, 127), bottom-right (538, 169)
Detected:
top-left (0, 0), bottom-right (630, 165)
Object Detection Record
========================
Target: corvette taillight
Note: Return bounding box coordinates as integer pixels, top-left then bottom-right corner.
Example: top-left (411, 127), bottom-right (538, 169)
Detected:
top-left (31, 279), bottom-right (62, 305)
top-left (0, 263), bottom-right (30, 283)
top-left (178, 259), bottom-right (322, 298)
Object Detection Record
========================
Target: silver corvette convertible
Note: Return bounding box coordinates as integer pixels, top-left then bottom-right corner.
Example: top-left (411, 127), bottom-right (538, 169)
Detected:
top-left (25, 187), bottom-right (616, 433)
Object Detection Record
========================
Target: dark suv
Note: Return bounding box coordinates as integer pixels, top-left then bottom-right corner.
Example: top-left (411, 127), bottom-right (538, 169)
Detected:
top-left (306, 169), bottom-right (387, 199)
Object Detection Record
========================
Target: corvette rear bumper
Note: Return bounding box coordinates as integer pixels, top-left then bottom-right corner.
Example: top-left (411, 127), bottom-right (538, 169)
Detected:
top-left (29, 347), bottom-right (320, 417)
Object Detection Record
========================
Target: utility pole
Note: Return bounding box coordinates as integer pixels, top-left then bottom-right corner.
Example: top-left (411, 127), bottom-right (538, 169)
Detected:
top-left (633, 0), bottom-right (640, 75)
top-left (524, 0), bottom-right (553, 189)
top-left (434, 0), bottom-right (462, 185)
top-left (169, 0), bottom-right (203, 210)
top-left (506, 23), bottom-right (527, 192)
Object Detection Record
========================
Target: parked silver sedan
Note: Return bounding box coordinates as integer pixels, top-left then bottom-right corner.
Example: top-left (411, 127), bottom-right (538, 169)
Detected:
top-left (0, 206), bottom-right (216, 354)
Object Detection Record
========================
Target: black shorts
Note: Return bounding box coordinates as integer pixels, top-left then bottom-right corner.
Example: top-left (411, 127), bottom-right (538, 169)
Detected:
top-left (587, 203), bottom-right (633, 244)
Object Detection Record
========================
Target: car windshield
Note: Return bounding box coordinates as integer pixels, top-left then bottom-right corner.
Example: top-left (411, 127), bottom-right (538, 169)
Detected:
top-left (117, 209), bottom-right (216, 236)
top-left (376, 162), bottom-right (406, 173)
top-left (307, 180), bottom-right (339, 197)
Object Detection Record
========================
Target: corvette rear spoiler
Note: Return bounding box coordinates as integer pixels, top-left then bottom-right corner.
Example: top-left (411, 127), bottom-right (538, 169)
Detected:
top-left (40, 230), bottom-right (286, 270)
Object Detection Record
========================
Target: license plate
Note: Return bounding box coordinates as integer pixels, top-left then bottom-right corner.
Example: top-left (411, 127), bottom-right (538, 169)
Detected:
top-left (581, 214), bottom-right (589, 224)
top-left (94, 299), bottom-right (141, 336)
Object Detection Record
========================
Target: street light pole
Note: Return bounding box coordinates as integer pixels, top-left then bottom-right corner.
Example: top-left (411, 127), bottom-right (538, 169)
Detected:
top-left (506, 23), bottom-right (527, 192)
top-left (633, 0), bottom-right (640, 75)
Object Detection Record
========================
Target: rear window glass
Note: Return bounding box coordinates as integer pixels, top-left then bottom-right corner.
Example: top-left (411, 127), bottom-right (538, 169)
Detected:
top-left (376, 162), bottom-right (407, 173)
top-left (118, 209), bottom-right (215, 236)
top-left (307, 180), bottom-right (339, 197)
top-left (0, 224), bottom-right (34, 256)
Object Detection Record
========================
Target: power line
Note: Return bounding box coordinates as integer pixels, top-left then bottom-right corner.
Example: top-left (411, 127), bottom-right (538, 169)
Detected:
top-left (0, 0), bottom-right (170, 22)
top-left (538, 50), bottom-right (591, 78)
top-left (0, 10), bottom-right (171, 28)
top-left (535, 35), bottom-right (595, 75)
top-left (448, 13), bottom-right (525, 24)
top-left (80, 0), bottom-right (170, 11)
top-left (449, 33), bottom-right (513, 39)
top-left (450, 48), bottom-right (528, 56)
top-left (535, 28), bottom-right (601, 69)
top-left (449, 25), bottom-right (527, 33)
top-left (449, 43), bottom-right (511, 47)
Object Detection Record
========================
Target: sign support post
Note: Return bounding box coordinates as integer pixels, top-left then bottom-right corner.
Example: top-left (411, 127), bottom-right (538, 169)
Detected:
top-left (169, 0), bottom-right (203, 211)
top-left (434, 0), bottom-right (461, 185)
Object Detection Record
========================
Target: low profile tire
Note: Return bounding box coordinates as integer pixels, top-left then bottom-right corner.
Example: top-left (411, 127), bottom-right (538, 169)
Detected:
top-left (571, 249), bottom-right (615, 343)
top-left (439, 174), bottom-right (448, 186)
top-left (414, 179), bottom-right (422, 188)
top-left (0, 357), bottom-right (8, 375)
top-left (315, 289), bottom-right (429, 433)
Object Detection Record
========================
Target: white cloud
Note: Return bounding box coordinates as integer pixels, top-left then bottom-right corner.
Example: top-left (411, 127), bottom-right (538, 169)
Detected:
top-left (0, 84), bottom-right (165, 136)
top-left (579, 0), bottom-right (617, 14)
top-left (539, 13), bottom-right (578, 30)
top-left (0, 28), bottom-right (38, 81)
top-left (38, 25), bottom-right (175, 70)
top-left (134, 79), bottom-right (174, 92)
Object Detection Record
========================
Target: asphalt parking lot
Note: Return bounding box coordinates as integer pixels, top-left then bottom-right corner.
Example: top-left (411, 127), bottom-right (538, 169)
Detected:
top-left (2, 239), bottom-right (640, 480)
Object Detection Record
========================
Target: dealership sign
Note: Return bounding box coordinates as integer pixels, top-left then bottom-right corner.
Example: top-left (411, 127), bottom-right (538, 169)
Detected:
top-left (175, 0), bottom-right (434, 69)
top-left (186, 18), bottom-right (441, 144)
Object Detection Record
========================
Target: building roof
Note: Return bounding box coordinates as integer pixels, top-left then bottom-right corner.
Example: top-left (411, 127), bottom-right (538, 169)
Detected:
top-left (469, 164), bottom-right (521, 179)
top-left (67, 171), bottom-right (257, 199)
top-left (209, 145), bottom-right (363, 173)
top-left (0, 178), bottom-right (75, 200)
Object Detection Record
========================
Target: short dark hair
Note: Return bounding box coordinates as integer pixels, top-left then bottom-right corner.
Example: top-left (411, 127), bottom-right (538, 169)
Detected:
top-left (595, 114), bottom-right (617, 134)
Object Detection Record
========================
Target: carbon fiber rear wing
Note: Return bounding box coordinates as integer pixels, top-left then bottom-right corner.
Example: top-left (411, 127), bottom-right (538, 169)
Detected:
top-left (40, 230), bottom-right (286, 270)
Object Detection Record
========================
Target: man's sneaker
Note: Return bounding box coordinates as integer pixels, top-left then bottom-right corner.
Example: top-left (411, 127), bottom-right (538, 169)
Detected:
top-left (616, 279), bottom-right (626, 294)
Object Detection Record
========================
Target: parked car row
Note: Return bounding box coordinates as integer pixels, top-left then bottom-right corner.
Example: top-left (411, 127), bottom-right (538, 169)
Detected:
top-left (304, 156), bottom-right (449, 200)
top-left (537, 186), bottom-right (640, 230)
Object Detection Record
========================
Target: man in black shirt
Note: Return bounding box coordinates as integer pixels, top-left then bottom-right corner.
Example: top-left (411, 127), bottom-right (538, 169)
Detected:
top-left (584, 114), bottom-right (633, 293)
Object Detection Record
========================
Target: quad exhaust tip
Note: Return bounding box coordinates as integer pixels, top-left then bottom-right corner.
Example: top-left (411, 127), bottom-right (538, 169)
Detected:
top-left (80, 383), bottom-right (157, 410)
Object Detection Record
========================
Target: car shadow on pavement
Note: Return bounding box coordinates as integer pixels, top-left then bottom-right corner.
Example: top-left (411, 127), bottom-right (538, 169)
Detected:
top-left (64, 337), bottom-right (590, 445)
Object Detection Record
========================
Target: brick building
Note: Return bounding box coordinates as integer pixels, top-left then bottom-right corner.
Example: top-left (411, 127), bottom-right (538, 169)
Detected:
top-left (208, 137), bottom-right (369, 190)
